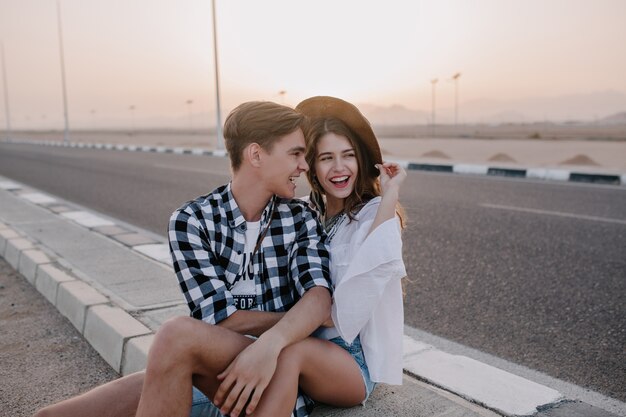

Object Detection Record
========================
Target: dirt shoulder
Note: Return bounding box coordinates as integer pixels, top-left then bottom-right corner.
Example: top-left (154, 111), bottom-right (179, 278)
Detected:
top-left (0, 258), bottom-right (119, 417)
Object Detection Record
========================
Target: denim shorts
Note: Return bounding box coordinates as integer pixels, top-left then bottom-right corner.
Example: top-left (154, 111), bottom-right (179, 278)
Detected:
top-left (190, 385), bottom-right (314, 417)
top-left (328, 336), bottom-right (376, 403)
top-left (190, 388), bottom-right (222, 417)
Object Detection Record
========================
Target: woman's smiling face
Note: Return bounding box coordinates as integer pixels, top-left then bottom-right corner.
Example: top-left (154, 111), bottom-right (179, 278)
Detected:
top-left (315, 132), bottom-right (359, 207)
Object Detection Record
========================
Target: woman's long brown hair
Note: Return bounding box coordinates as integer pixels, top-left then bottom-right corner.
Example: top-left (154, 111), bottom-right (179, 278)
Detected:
top-left (304, 117), bottom-right (405, 228)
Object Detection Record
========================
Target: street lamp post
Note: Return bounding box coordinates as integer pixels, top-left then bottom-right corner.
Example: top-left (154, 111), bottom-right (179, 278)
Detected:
top-left (129, 105), bottom-right (135, 135)
top-left (186, 99), bottom-right (193, 130)
top-left (211, 0), bottom-right (223, 153)
top-left (56, 0), bottom-right (70, 143)
top-left (430, 78), bottom-right (438, 137)
top-left (452, 72), bottom-right (461, 126)
top-left (1, 41), bottom-right (12, 140)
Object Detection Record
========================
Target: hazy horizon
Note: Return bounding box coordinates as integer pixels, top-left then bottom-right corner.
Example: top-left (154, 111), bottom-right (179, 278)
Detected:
top-left (1, 0), bottom-right (626, 130)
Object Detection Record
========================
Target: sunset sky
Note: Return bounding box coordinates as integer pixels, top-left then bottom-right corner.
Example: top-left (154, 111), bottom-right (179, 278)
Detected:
top-left (1, 0), bottom-right (626, 128)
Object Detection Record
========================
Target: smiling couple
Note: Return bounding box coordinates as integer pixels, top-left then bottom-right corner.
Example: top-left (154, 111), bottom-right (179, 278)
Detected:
top-left (35, 96), bottom-right (407, 417)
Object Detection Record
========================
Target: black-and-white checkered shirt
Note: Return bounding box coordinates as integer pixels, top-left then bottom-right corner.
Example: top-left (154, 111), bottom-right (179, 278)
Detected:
top-left (169, 183), bottom-right (330, 416)
top-left (169, 182), bottom-right (332, 325)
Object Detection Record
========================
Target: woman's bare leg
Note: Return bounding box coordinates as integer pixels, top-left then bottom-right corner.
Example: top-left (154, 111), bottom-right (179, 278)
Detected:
top-left (33, 372), bottom-right (144, 417)
top-left (135, 316), bottom-right (253, 417)
top-left (252, 338), bottom-right (366, 417)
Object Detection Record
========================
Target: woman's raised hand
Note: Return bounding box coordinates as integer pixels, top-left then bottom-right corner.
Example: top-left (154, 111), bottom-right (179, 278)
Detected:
top-left (376, 162), bottom-right (407, 195)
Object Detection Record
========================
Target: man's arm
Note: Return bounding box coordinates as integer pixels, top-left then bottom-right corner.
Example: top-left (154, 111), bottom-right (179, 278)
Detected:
top-left (217, 310), bottom-right (284, 336)
top-left (213, 287), bottom-right (331, 415)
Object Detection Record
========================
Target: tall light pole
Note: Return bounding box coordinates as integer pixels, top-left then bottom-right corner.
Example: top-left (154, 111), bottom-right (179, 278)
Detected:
top-left (129, 105), bottom-right (135, 135)
top-left (186, 99), bottom-right (193, 130)
top-left (430, 78), bottom-right (438, 137)
top-left (278, 90), bottom-right (287, 104)
top-left (1, 41), bottom-right (12, 140)
top-left (452, 72), bottom-right (461, 126)
top-left (211, 0), bottom-right (223, 152)
top-left (56, 0), bottom-right (70, 143)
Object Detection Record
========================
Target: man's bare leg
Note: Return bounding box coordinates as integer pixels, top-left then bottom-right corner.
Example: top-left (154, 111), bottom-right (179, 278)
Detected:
top-left (136, 316), bottom-right (253, 417)
top-left (33, 372), bottom-right (144, 417)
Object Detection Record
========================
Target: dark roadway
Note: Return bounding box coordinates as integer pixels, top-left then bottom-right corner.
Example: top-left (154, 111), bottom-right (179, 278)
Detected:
top-left (1, 142), bottom-right (625, 401)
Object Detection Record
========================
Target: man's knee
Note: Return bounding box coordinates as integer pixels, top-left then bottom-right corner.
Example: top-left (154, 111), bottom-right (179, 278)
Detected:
top-left (153, 316), bottom-right (198, 349)
top-left (149, 316), bottom-right (217, 365)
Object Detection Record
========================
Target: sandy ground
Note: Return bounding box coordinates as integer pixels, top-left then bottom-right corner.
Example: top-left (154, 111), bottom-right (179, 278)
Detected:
top-left (0, 258), bottom-right (118, 417)
top-left (6, 127), bottom-right (626, 172)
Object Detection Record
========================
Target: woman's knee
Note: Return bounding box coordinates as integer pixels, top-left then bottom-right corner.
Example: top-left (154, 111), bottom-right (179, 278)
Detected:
top-left (278, 338), bottom-right (319, 370)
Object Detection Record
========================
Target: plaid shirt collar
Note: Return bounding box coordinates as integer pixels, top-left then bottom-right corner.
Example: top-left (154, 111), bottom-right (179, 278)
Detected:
top-left (222, 182), bottom-right (277, 231)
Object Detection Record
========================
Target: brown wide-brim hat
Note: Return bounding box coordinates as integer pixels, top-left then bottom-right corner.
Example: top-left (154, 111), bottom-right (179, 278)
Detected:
top-left (296, 96), bottom-right (382, 178)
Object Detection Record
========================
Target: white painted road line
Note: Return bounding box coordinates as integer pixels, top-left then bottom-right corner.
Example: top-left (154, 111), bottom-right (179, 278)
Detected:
top-left (152, 163), bottom-right (212, 174)
top-left (481, 203), bottom-right (626, 225)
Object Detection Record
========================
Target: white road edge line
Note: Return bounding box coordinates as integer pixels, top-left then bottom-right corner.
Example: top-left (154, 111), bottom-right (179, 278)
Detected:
top-left (481, 203), bottom-right (626, 225)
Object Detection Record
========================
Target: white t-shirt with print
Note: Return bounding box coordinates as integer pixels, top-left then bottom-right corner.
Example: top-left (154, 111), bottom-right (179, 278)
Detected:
top-left (231, 221), bottom-right (260, 310)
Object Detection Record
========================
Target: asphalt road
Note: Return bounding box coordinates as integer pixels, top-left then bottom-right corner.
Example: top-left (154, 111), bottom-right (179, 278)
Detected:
top-left (1, 142), bottom-right (625, 402)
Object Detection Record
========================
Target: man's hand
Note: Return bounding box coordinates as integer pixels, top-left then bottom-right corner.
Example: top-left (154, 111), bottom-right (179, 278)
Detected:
top-left (213, 336), bottom-right (281, 416)
top-left (214, 287), bottom-right (330, 415)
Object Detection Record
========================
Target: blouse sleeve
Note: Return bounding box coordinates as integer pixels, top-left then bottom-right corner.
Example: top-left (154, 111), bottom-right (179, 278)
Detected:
top-left (331, 209), bottom-right (406, 344)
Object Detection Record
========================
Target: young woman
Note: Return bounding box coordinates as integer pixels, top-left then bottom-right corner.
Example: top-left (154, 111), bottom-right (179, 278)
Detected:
top-left (231, 96), bottom-right (407, 416)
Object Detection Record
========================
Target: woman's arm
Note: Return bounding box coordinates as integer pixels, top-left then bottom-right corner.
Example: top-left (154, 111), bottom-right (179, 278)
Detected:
top-left (368, 162), bottom-right (406, 236)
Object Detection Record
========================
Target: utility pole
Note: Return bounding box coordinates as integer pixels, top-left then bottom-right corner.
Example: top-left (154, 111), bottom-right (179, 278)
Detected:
top-left (431, 78), bottom-right (438, 137)
top-left (1, 42), bottom-right (12, 140)
top-left (211, 0), bottom-right (223, 152)
top-left (186, 99), bottom-right (193, 130)
top-left (452, 72), bottom-right (461, 126)
top-left (129, 105), bottom-right (135, 135)
top-left (56, 0), bottom-right (70, 143)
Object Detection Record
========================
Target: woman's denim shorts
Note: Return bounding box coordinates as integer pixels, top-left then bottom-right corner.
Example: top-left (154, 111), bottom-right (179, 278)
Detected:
top-left (329, 336), bottom-right (376, 403)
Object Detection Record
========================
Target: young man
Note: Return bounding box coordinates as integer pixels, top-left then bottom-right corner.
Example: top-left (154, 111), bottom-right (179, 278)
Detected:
top-left (35, 101), bottom-right (332, 417)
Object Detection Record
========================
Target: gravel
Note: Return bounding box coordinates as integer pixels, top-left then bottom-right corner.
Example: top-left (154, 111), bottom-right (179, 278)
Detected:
top-left (0, 258), bottom-right (119, 417)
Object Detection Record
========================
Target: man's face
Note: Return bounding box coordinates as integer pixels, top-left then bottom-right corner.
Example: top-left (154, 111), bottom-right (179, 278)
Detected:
top-left (259, 129), bottom-right (309, 199)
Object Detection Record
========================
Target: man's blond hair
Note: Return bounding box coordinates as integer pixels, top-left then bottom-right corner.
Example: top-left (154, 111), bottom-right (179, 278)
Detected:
top-left (224, 101), bottom-right (305, 171)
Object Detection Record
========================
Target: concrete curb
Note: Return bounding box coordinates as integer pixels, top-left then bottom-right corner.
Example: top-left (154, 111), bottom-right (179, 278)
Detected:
top-left (4, 138), bottom-right (626, 186)
top-left (0, 224), bottom-right (152, 374)
top-left (1, 176), bottom-right (622, 417)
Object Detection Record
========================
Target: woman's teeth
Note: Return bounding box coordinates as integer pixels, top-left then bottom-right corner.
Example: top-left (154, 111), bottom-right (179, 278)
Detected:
top-left (330, 176), bottom-right (349, 184)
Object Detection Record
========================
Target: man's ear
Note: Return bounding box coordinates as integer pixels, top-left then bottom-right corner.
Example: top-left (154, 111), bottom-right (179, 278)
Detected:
top-left (246, 143), bottom-right (263, 168)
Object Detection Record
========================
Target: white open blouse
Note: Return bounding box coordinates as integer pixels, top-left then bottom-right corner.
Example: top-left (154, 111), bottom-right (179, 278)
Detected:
top-left (315, 197), bottom-right (406, 385)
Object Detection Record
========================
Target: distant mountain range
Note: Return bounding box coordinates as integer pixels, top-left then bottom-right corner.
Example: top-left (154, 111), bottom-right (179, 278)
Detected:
top-left (357, 90), bottom-right (626, 125)
top-left (31, 90), bottom-right (625, 130)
